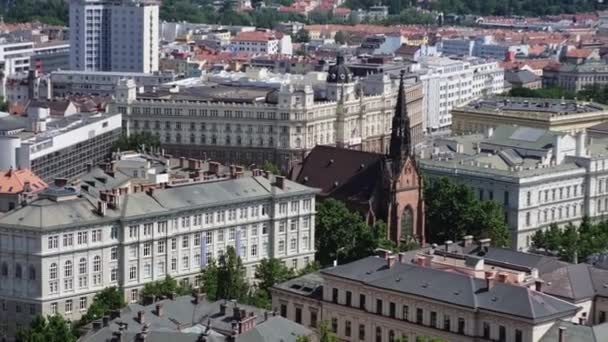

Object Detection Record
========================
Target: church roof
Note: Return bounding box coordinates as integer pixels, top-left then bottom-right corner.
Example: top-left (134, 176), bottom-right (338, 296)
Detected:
top-left (326, 55), bottom-right (353, 84)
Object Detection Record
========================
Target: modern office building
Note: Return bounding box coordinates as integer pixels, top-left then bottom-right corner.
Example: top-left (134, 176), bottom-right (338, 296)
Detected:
top-left (271, 242), bottom-right (598, 342)
top-left (0, 107), bottom-right (121, 182)
top-left (0, 40), bottom-right (35, 76)
top-left (108, 59), bottom-right (425, 171)
top-left (30, 40), bottom-right (70, 73)
top-left (0, 173), bottom-right (317, 340)
top-left (69, 0), bottom-right (160, 72)
top-left (451, 97), bottom-right (608, 135)
top-left (415, 57), bottom-right (504, 131)
top-left (417, 124), bottom-right (608, 250)
top-left (50, 69), bottom-right (178, 97)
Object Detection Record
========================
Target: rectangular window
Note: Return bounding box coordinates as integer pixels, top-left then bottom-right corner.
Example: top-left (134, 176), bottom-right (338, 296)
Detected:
top-left (280, 304), bottom-right (287, 317)
top-left (182, 256), bottom-right (189, 270)
top-left (182, 236), bottom-right (189, 248)
top-left (444, 315), bottom-right (451, 331)
top-left (458, 318), bottom-right (465, 334)
top-left (65, 300), bottom-right (72, 314)
top-left (416, 308), bottom-right (423, 324)
top-left (601, 311), bottom-right (607, 323)
top-left (499, 325), bottom-right (506, 342)
top-left (346, 291), bottom-right (352, 306)
top-left (295, 307), bottom-right (302, 324)
top-left (360, 294), bottom-right (366, 310)
top-left (430, 311), bottom-right (437, 328)
top-left (171, 238), bottom-right (177, 250)
top-left (332, 288), bottom-right (339, 303)
top-left (376, 299), bottom-right (383, 315)
top-left (79, 297), bottom-right (87, 310)
top-left (310, 310), bottom-right (318, 328)
top-left (345, 320), bottom-right (351, 337)
top-left (389, 302), bottom-right (396, 318)
top-left (129, 266), bottom-right (137, 280)
top-left (515, 329), bottom-right (523, 342)
top-left (158, 240), bottom-right (165, 254)
top-left (129, 226), bottom-right (138, 238)
top-left (331, 318), bottom-right (337, 333)
top-left (359, 324), bottom-right (365, 340)
top-left (194, 233), bottom-right (201, 246)
top-left (48, 236), bottom-right (58, 249)
top-left (143, 242), bottom-right (151, 256)
top-left (402, 305), bottom-right (409, 321)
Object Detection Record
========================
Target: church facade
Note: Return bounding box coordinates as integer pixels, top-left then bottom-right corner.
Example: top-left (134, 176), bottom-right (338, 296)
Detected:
top-left (291, 71), bottom-right (425, 244)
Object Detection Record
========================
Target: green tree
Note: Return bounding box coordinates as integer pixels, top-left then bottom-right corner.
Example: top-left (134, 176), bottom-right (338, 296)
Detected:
top-left (297, 260), bottom-right (321, 276)
top-left (333, 31), bottom-right (348, 45)
top-left (112, 132), bottom-right (161, 152)
top-left (16, 315), bottom-right (76, 342)
top-left (79, 287), bottom-right (125, 326)
top-left (0, 97), bottom-right (9, 112)
top-left (261, 160), bottom-right (281, 174)
top-left (141, 275), bottom-right (191, 301)
top-left (424, 177), bottom-right (510, 247)
top-left (200, 257), bottom-right (219, 300)
top-left (255, 258), bottom-right (295, 294)
top-left (318, 321), bottom-right (338, 342)
top-left (294, 29), bottom-right (311, 43)
top-left (217, 246), bottom-right (248, 301)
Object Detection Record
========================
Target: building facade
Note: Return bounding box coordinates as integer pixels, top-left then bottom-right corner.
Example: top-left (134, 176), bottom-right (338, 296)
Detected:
top-left (417, 57), bottom-right (504, 132)
top-left (31, 41), bottom-right (70, 73)
top-left (418, 124), bottom-right (608, 250)
top-left (0, 175), bottom-right (317, 340)
top-left (69, 0), bottom-right (160, 72)
top-left (108, 61), bottom-right (425, 171)
top-left (543, 62), bottom-right (608, 92)
top-left (271, 251), bottom-right (581, 342)
top-left (0, 108), bottom-right (122, 182)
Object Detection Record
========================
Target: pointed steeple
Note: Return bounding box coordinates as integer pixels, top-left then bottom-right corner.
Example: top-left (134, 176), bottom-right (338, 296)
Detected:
top-left (389, 70), bottom-right (412, 173)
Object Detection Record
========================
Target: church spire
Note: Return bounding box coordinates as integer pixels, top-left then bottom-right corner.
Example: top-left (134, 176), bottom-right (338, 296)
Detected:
top-left (389, 70), bottom-right (412, 173)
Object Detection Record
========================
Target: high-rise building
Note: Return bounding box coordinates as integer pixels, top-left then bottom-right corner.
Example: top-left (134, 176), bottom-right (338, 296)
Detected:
top-left (69, 0), bottom-right (159, 73)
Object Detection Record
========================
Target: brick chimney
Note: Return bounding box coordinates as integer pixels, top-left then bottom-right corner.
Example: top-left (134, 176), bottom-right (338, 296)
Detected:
top-left (137, 310), bottom-right (145, 324)
top-left (535, 279), bottom-right (544, 292)
top-left (387, 255), bottom-right (397, 268)
top-left (208, 161), bottom-right (220, 175)
top-left (155, 303), bottom-right (163, 317)
top-left (478, 238), bottom-right (491, 248)
top-left (485, 271), bottom-right (496, 290)
top-left (275, 176), bottom-right (286, 189)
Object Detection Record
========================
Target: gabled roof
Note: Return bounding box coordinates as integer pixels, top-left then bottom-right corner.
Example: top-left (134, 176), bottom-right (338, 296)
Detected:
top-left (0, 168), bottom-right (47, 195)
top-left (504, 69), bottom-right (541, 85)
top-left (293, 145), bottom-right (386, 201)
top-left (540, 321), bottom-right (608, 342)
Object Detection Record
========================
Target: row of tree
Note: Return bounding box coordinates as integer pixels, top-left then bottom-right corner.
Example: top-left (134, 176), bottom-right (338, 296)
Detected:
top-left (509, 84), bottom-right (608, 106)
top-left (531, 218), bottom-right (608, 263)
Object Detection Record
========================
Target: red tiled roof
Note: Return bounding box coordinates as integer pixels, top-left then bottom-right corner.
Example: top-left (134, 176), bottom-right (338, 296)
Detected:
top-left (0, 168), bottom-right (47, 195)
top-left (233, 31), bottom-right (278, 42)
top-left (566, 48), bottom-right (593, 58)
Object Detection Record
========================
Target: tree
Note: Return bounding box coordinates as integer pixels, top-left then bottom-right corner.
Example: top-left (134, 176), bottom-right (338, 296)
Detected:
top-left (297, 260), bottom-right (321, 276)
top-left (333, 31), bottom-right (348, 45)
top-left (424, 177), bottom-right (510, 247)
top-left (294, 29), bottom-right (311, 43)
top-left (141, 275), bottom-right (191, 301)
top-left (315, 199), bottom-right (395, 266)
top-left (261, 160), bottom-right (281, 175)
top-left (318, 321), bottom-right (338, 342)
top-left (79, 287), bottom-right (125, 326)
top-left (0, 97), bottom-right (9, 112)
top-left (255, 258), bottom-right (295, 294)
top-left (112, 132), bottom-right (160, 152)
top-left (216, 246), bottom-right (248, 301)
top-left (200, 257), bottom-right (219, 300)
top-left (16, 315), bottom-right (76, 342)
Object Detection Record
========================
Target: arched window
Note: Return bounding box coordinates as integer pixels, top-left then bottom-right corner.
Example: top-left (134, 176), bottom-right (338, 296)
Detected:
top-left (49, 263), bottom-right (57, 279)
top-left (93, 256), bottom-right (101, 273)
top-left (64, 260), bottom-right (72, 277)
top-left (79, 258), bottom-right (87, 274)
top-left (29, 266), bottom-right (36, 280)
top-left (401, 206), bottom-right (414, 238)
top-left (15, 264), bottom-right (22, 279)
top-left (1, 262), bottom-right (7, 277)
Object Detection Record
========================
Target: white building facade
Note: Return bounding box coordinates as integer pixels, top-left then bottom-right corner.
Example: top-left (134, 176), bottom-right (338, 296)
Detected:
top-left (0, 175), bottom-right (317, 340)
top-left (417, 57), bottom-right (504, 132)
top-left (69, 0), bottom-right (160, 72)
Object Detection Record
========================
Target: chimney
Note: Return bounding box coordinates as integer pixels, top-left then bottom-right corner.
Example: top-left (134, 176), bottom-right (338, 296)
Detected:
top-left (463, 235), bottom-right (474, 247)
top-left (169, 292), bottom-right (176, 300)
top-left (233, 306), bottom-right (241, 320)
top-left (137, 310), bottom-right (145, 324)
top-left (102, 316), bottom-right (110, 327)
top-left (263, 171), bottom-right (272, 179)
top-left (97, 200), bottom-right (107, 216)
top-left (534, 279), bottom-right (544, 292)
top-left (497, 272), bottom-right (508, 283)
top-left (275, 176), bottom-right (286, 189)
top-left (179, 157), bottom-right (186, 168)
top-left (194, 292), bottom-right (206, 304)
top-left (110, 309), bottom-right (121, 320)
top-left (155, 303), bottom-right (163, 317)
top-left (220, 302), bottom-right (227, 316)
top-left (376, 249), bottom-right (391, 259)
top-left (398, 252), bottom-right (407, 263)
top-left (444, 240), bottom-right (453, 252)
top-left (387, 255), bottom-right (397, 268)
top-left (92, 320), bottom-right (102, 330)
top-left (146, 188), bottom-right (155, 197)
top-left (54, 178), bottom-right (68, 187)
top-left (415, 255), bottom-right (426, 267)
top-left (485, 271), bottom-right (496, 290)
top-left (478, 238), bottom-right (491, 248)
top-left (86, 163), bottom-right (93, 173)
top-left (558, 326), bottom-right (566, 342)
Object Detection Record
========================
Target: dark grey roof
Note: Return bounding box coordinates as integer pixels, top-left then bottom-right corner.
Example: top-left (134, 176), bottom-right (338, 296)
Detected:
top-left (80, 296), bottom-right (313, 342)
top-left (540, 320), bottom-right (608, 342)
top-left (320, 256), bottom-right (578, 322)
top-left (542, 264), bottom-right (596, 301)
top-left (273, 271), bottom-right (324, 300)
top-left (504, 69), bottom-right (540, 85)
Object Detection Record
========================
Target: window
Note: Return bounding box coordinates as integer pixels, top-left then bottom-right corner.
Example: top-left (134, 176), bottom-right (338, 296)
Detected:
top-left (402, 305), bottom-right (409, 321)
top-left (63, 234), bottom-right (73, 247)
top-left (51, 302), bottom-right (58, 315)
top-left (310, 310), bottom-right (318, 328)
top-left (129, 226), bottom-right (138, 238)
top-left (79, 297), bottom-right (87, 310)
top-left (171, 258), bottom-right (177, 271)
top-left (515, 329), bottom-right (523, 342)
top-left (194, 233), bottom-right (201, 246)
top-left (15, 264), bottom-right (22, 279)
top-left (375, 326), bottom-right (382, 342)
top-left (499, 325), bottom-right (506, 342)
top-left (278, 240), bottom-right (285, 252)
top-left (111, 268), bottom-right (118, 282)
top-left (158, 221), bottom-right (167, 234)
top-left (131, 289), bottom-right (139, 303)
top-left (483, 322), bottom-right (490, 338)
top-left (111, 247), bottom-right (118, 260)
top-left (129, 265), bottom-right (137, 280)
top-left (205, 231), bottom-right (212, 244)
top-left (77, 232), bottom-right (88, 245)
top-left (48, 236), bottom-right (58, 249)
top-left (290, 238), bottom-right (297, 250)
top-left (359, 324), bottom-right (365, 340)
top-left (171, 238), bottom-right (177, 250)
top-left (111, 227), bottom-right (118, 239)
top-left (29, 266), bottom-right (36, 280)
top-left (458, 317), bottom-right (465, 334)
top-left (376, 299), bottom-right (383, 315)
top-left (331, 318), bottom-right (338, 333)
top-left (346, 291), bottom-right (352, 306)
top-left (79, 258), bottom-right (87, 274)
top-left (332, 288), bottom-right (339, 303)
top-left (279, 203), bottom-right (287, 214)
top-left (143, 223), bottom-right (152, 236)
top-left (129, 245), bottom-right (137, 259)
top-left (158, 240), bottom-right (165, 254)
top-left (144, 263), bottom-right (151, 278)
top-left (65, 300), bottom-right (72, 314)
top-left (143, 242), bottom-right (151, 256)
top-left (64, 261), bottom-right (73, 277)
top-left (182, 256), bottom-right (189, 270)
top-left (280, 304), bottom-right (287, 317)
top-left (295, 307), bottom-right (302, 324)
top-left (444, 314), bottom-right (451, 331)
top-left (389, 302), bottom-right (396, 318)
top-left (360, 294), bottom-right (366, 310)
top-left (92, 229), bottom-right (102, 242)
top-left (416, 308), bottom-right (423, 324)
top-left (345, 320), bottom-right (351, 337)
top-left (601, 311), bottom-right (607, 323)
